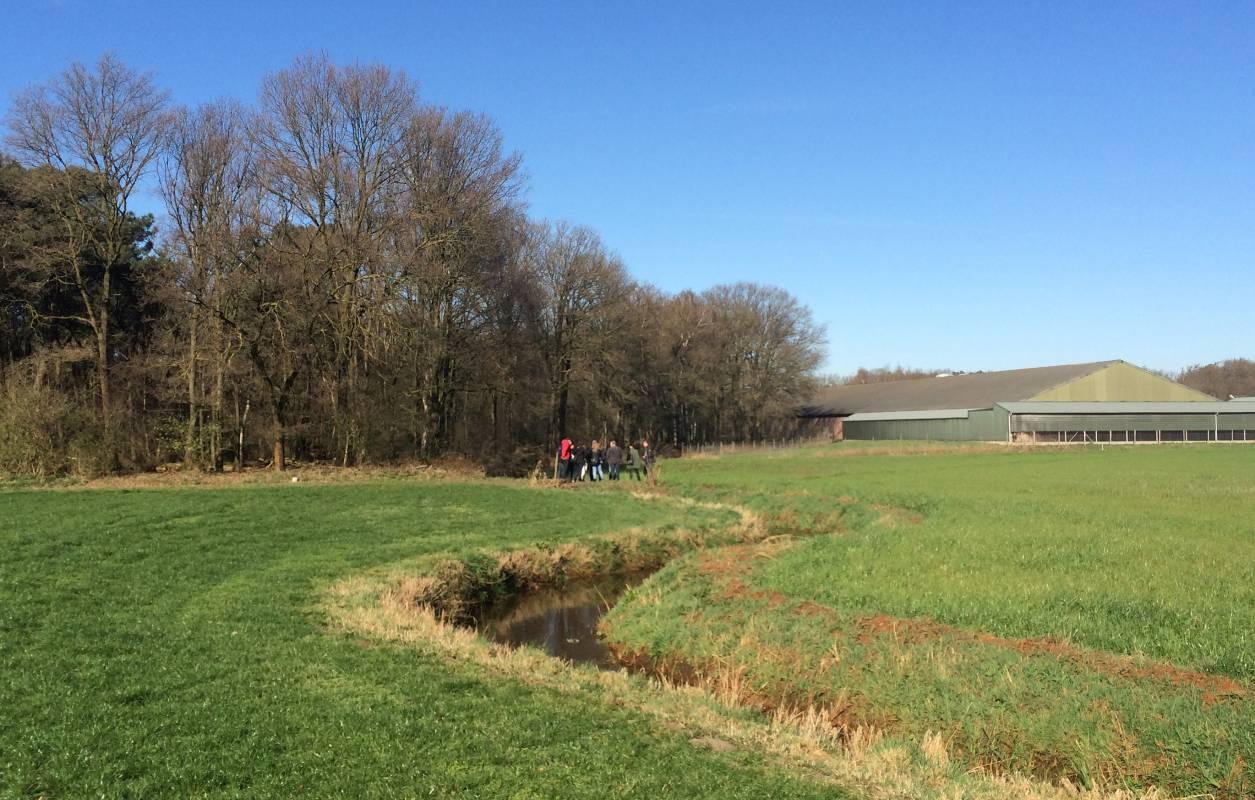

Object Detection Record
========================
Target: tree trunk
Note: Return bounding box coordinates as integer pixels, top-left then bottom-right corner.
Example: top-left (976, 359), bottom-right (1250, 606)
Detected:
top-left (272, 404), bottom-right (286, 471)
top-left (96, 334), bottom-right (110, 430)
top-left (490, 389), bottom-right (500, 449)
top-left (96, 275), bottom-right (112, 442)
top-left (556, 355), bottom-right (572, 441)
top-left (185, 315), bottom-right (198, 465)
top-left (236, 397), bottom-right (249, 472)
top-left (212, 348), bottom-right (224, 472)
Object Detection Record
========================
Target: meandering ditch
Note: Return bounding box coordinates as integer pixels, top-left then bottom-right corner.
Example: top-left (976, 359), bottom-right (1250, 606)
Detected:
top-left (472, 570), bottom-right (657, 669)
top-left (328, 491), bottom-right (1231, 799)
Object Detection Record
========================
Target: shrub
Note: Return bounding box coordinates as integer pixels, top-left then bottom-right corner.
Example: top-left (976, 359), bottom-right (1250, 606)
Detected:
top-left (0, 376), bottom-right (108, 479)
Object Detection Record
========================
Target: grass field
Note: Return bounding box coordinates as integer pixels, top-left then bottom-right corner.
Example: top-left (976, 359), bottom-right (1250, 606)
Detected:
top-left (1, 481), bottom-right (840, 798)
top-left (2, 445), bottom-right (1252, 798)
top-left (605, 444), bottom-right (1255, 797)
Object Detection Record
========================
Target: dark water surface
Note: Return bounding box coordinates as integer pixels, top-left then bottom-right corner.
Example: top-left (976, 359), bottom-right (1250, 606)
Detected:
top-left (474, 572), bottom-right (655, 669)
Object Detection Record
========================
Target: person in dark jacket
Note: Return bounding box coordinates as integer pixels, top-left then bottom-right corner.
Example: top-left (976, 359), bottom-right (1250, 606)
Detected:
top-left (605, 440), bottom-right (623, 480)
top-left (625, 444), bottom-right (643, 480)
top-left (572, 442), bottom-right (588, 482)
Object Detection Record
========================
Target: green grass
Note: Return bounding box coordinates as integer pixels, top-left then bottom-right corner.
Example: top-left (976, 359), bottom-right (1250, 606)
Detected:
top-left (669, 444), bottom-right (1255, 678)
top-left (0, 481), bottom-right (837, 799)
top-left (603, 444), bottom-right (1255, 796)
top-left (4, 445), bottom-right (1253, 798)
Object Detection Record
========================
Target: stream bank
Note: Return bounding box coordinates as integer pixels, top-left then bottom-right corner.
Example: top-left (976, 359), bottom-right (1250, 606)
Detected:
top-left (473, 570), bottom-right (656, 669)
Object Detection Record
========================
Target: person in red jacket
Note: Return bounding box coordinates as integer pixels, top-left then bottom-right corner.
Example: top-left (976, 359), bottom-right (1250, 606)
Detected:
top-left (557, 437), bottom-right (573, 481)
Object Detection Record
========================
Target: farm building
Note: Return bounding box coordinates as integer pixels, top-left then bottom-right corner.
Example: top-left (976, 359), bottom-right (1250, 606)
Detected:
top-left (800, 360), bottom-right (1255, 443)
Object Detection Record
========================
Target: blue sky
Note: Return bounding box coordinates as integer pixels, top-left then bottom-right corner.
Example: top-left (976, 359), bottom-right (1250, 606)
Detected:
top-left (4, 1), bottom-right (1252, 374)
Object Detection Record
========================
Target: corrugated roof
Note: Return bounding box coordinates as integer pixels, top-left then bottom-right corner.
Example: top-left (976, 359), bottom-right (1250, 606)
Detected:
top-left (845, 409), bottom-right (973, 422)
top-left (997, 401), bottom-right (1255, 415)
top-left (800, 361), bottom-right (1119, 416)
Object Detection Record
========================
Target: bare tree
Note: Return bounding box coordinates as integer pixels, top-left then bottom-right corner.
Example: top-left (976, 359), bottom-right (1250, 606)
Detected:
top-left (526, 221), bottom-right (630, 447)
top-left (4, 54), bottom-right (169, 448)
top-left (1, 53), bottom-right (827, 477)
top-left (836, 365), bottom-right (951, 385)
top-left (1177, 359), bottom-right (1255, 400)
top-left (251, 53), bottom-right (419, 466)
top-left (158, 99), bottom-right (255, 467)
top-left (395, 107), bottom-right (525, 457)
top-left (704, 283), bottom-right (825, 440)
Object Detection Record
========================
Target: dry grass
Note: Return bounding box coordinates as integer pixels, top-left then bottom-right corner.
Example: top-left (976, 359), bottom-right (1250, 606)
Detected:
top-left (810, 442), bottom-right (1024, 459)
top-left (325, 583), bottom-right (1169, 800)
top-left (23, 459), bottom-right (487, 491)
top-left (388, 495), bottom-right (766, 623)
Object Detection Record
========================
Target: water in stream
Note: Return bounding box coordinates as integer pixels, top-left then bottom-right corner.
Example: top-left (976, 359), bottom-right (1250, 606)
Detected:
top-left (474, 571), bottom-right (654, 669)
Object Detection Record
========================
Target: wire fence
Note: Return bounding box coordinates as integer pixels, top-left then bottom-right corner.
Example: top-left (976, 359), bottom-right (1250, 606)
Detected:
top-left (677, 436), bottom-right (822, 457)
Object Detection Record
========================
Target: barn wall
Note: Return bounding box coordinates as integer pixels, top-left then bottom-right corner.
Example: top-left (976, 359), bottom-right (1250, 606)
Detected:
top-left (839, 407), bottom-right (1255, 442)
top-left (796, 417), bottom-right (844, 440)
top-left (844, 407), bottom-right (1009, 441)
top-left (968, 407), bottom-right (1010, 441)
top-left (1030, 362), bottom-right (1214, 402)
top-left (843, 418), bottom-right (964, 440)
top-left (1011, 413), bottom-right (1255, 433)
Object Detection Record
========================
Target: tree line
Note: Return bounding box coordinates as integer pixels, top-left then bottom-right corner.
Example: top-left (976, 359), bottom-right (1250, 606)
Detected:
top-left (825, 365), bottom-right (953, 385)
top-left (0, 54), bottom-right (825, 477)
top-left (1175, 359), bottom-right (1255, 400)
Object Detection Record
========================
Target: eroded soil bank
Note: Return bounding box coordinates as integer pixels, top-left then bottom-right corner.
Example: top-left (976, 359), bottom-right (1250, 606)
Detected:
top-left (329, 495), bottom-right (1186, 800)
top-left (600, 541), bottom-right (1253, 799)
top-left (387, 504), bottom-right (1250, 798)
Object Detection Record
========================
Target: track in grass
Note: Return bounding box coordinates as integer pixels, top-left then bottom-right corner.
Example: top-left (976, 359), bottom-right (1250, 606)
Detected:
top-left (601, 443), bottom-right (1254, 797)
top-left (1, 481), bottom-right (839, 799)
top-left (3, 444), bottom-right (1251, 798)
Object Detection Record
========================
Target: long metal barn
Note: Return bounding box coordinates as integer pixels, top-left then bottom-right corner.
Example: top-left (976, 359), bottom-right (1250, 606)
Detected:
top-left (799, 360), bottom-right (1255, 443)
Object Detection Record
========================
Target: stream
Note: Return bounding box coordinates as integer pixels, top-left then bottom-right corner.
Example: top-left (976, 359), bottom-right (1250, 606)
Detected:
top-left (473, 571), bottom-right (656, 669)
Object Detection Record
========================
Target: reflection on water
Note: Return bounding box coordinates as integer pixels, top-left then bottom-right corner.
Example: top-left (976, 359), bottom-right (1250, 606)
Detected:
top-left (474, 572), bottom-right (653, 670)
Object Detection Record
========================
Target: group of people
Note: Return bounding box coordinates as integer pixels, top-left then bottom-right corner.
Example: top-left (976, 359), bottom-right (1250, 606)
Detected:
top-left (556, 438), bottom-right (655, 482)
